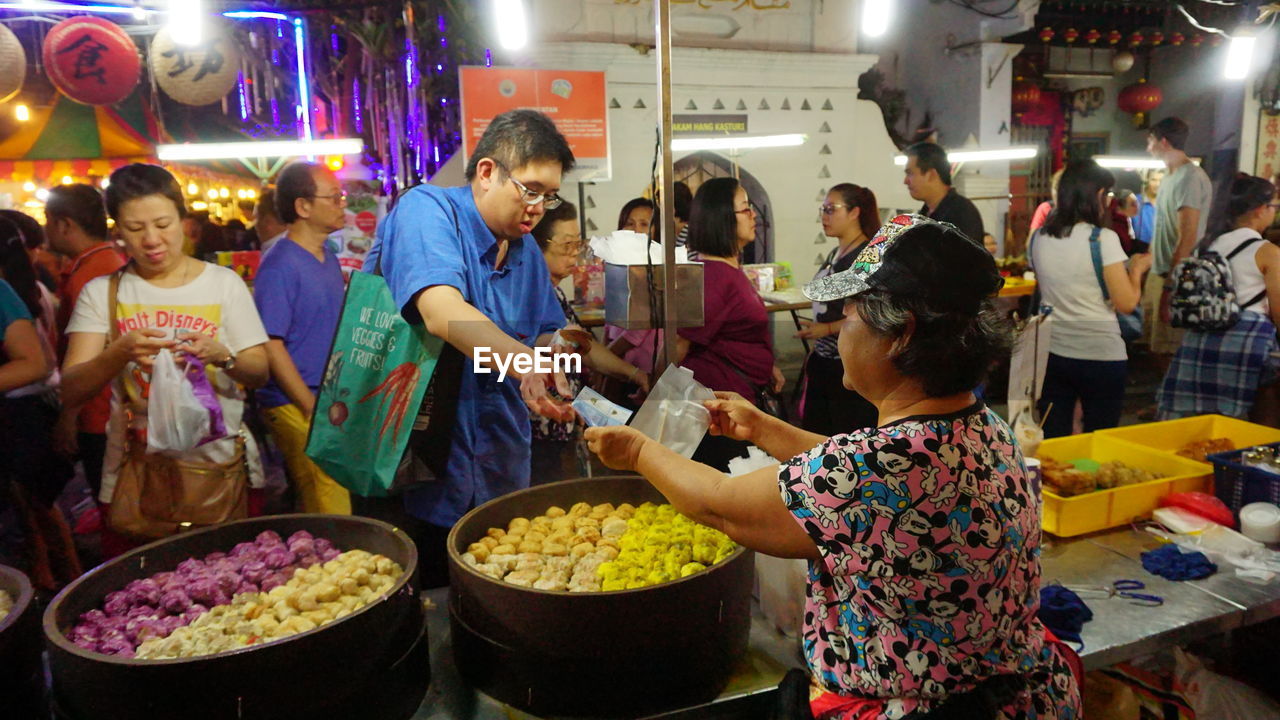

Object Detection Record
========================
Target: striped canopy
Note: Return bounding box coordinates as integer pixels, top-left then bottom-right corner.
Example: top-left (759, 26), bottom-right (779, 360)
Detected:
top-left (0, 90), bottom-right (159, 180)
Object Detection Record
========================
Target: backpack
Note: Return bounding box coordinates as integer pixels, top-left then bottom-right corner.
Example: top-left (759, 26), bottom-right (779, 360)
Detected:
top-left (1169, 236), bottom-right (1266, 331)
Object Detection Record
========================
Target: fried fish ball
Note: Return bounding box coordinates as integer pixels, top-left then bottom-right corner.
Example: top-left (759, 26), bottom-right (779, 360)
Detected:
top-left (314, 582), bottom-right (341, 603)
top-left (574, 517), bottom-right (600, 530)
top-left (573, 526), bottom-right (602, 546)
top-left (546, 505), bottom-right (567, 518)
top-left (339, 577), bottom-right (360, 596)
top-left (492, 543), bottom-right (517, 555)
top-left (569, 502), bottom-right (592, 516)
top-left (570, 542), bottom-right (595, 559)
top-left (517, 540), bottom-right (544, 554)
top-left (595, 545), bottom-right (619, 561)
top-left (601, 517), bottom-right (629, 538)
top-left (615, 503), bottom-right (636, 519)
top-left (467, 543), bottom-right (492, 563)
top-left (352, 568), bottom-right (372, 586)
top-left (524, 530), bottom-right (547, 544)
top-left (543, 542), bottom-right (569, 557)
top-left (486, 527), bottom-right (506, 540)
top-left (547, 528), bottom-right (573, 545)
top-left (551, 516), bottom-right (575, 531)
top-left (479, 536), bottom-right (500, 550)
top-left (508, 517), bottom-right (531, 532)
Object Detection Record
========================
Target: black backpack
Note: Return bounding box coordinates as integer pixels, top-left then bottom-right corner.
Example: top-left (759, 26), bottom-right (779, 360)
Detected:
top-left (1169, 236), bottom-right (1265, 331)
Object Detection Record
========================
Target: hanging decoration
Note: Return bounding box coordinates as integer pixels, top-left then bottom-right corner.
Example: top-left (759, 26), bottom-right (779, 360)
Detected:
top-left (150, 25), bottom-right (243, 107)
top-left (1039, 27), bottom-right (1055, 43)
top-left (1112, 50), bottom-right (1136, 73)
top-left (1118, 80), bottom-right (1163, 128)
top-left (1128, 31), bottom-right (1145, 48)
top-left (0, 23), bottom-right (24, 104)
top-left (42, 16), bottom-right (141, 106)
top-left (1084, 29), bottom-right (1101, 45)
top-left (1064, 27), bottom-right (1079, 44)
top-left (1107, 30), bottom-right (1122, 46)
top-left (1149, 31), bottom-right (1164, 47)
top-left (1170, 32), bottom-right (1186, 47)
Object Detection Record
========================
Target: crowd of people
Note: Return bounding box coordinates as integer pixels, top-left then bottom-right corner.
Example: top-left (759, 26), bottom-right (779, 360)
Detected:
top-left (5, 105), bottom-right (1280, 716)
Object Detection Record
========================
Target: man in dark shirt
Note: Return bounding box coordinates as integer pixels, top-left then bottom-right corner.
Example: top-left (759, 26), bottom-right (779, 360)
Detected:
top-left (903, 142), bottom-right (985, 243)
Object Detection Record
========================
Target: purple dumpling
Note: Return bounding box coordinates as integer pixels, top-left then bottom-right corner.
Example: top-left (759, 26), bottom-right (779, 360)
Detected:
top-left (79, 609), bottom-right (108, 627)
top-left (99, 636), bottom-right (135, 656)
top-left (262, 547), bottom-right (296, 570)
top-left (230, 541), bottom-right (258, 558)
top-left (73, 636), bottom-right (99, 652)
top-left (103, 595), bottom-right (131, 618)
top-left (160, 589), bottom-right (192, 615)
top-left (287, 537), bottom-right (315, 557)
top-left (203, 551), bottom-right (227, 563)
top-left (236, 580), bottom-right (259, 596)
top-left (255, 530), bottom-right (283, 546)
top-left (319, 547), bottom-right (341, 563)
top-left (240, 560), bottom-right (269, 584)
top-left (132, 579), bottom-right (162, 607)
top-left (175, 558), bottom-right (206, 577)
top-left (186, 578), bottom-right (219, 606)
top-left (259, 574), bottom-right (287, 593)
top-left (214, 571), bottom-right (240, 595)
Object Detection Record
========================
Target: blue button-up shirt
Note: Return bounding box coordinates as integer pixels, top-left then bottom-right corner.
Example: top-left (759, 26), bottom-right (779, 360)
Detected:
top-left (365, 184), bottom-right (564, 526)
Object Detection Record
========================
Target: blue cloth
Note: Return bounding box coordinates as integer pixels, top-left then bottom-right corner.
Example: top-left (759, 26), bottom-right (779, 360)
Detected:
top-left (364, 184), bottom-right (565, 526)
top-left (1133, 196), bottom-right (1156, 246)
top-left (1156, 310), bottom-right (1280, 420)
top-left (1037, 585), bottom-right (1093, 647)
top-left (252, 237), bottom-right (347, 409)
top-left (1140, 544), bottom-right (1217, 581)
top-left (0, 278), bottom-right (31, 333)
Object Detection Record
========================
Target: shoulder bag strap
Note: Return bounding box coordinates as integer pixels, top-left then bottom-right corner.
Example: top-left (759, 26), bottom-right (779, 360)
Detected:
top-left (107, 269), bottom-right (122, 343)
top-left (1086, 226), bottom-right (1109, 302)
top-left (1223, 236), bottom-right (1267, 310)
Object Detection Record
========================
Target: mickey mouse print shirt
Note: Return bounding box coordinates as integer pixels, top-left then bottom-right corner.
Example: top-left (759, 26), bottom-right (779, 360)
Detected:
top-left (778, 402), bottom-right (1081, 719)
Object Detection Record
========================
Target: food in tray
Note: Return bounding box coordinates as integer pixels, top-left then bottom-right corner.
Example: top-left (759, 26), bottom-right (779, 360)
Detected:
top-left (134, 549), bottom-right (403, 660)
top-left (461, 501), bottom-right (737, 592)
top-left (67, 530), bottom-right (353, 657)
top-left (1176, 438), bottom-right (1235, 462)
top-left (0, 589), bottom-right (13, 622)
top-left (1040, 458), bottom-right (1156, 497)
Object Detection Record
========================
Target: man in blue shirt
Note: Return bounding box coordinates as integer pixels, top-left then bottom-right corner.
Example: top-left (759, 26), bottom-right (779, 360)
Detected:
top-left (365, 109), bottom-right (575, 585)
top-left (255, 161), bottom-right (352, 515)
top-left (1132, 169), bottom-right (1161, 253)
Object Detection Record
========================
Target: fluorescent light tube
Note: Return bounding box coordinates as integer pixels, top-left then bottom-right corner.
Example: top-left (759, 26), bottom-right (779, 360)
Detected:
top-left (672, 134), bottom-right (807, 151)
top-left (156, 139), bottom-right (364, 161)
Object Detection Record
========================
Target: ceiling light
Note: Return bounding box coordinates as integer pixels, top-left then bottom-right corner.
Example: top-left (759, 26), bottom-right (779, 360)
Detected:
top-left (862, 0), bottom-right (891, 38)
top-left (1224, 34), bottom-right (1256, 81)
top-left (892, 146), bottom-right (1038, 166)
top-left (672, 134), bottom-right (807, 152)
top-left (157, 138), bottom-right (364, 161)
top-left (494, 0), bottom-right (528, 51)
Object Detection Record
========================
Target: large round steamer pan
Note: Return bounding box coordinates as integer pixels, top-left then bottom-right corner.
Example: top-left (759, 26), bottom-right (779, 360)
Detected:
top-left (0, 564), bottom-right (42, 715)
top-left (448, 476), bottom-right (754, 718)
top-left (45, 514), bottom-right (428, 720)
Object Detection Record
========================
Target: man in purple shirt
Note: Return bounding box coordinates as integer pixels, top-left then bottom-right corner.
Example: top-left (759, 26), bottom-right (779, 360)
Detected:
top-left (254, 161), bottom-right (351, 514)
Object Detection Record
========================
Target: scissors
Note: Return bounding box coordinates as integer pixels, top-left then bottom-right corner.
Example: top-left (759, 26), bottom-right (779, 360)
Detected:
top-left (1067, 579), bottom-right (1164, 607)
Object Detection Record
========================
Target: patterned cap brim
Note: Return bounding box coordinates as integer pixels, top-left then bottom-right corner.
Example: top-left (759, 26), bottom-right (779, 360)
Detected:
top-left (803, 268), bottom-right (873, 302)
top-left (802, 213), bottom-right (931, 303)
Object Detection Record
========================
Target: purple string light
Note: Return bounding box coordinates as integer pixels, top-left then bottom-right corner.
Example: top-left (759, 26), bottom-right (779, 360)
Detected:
top-left (237, 73), bottom-right (250, 121)
top-left (271, 48), bottom-right (280, 66)
top-left (330, 27), bottom-right (340, 56)
top-left (275, 19), bottom-right (284, 39)
top-left (485, 49), bottom-right (492, 67)
top-left (437, 13), bottom-right (446, 33)
top-left (270, 97), bottom-right (281, 128)
top-left (352, 78), bottom-right (363, 134)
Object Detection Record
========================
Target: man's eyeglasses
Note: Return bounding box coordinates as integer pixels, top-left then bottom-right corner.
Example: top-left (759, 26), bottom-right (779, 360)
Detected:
top-left (820, 203), bottom-right (849, 215)
top-left (312, 192), bottom-right (348, 203)
top-left (494, 160), bottom-right (563, 209)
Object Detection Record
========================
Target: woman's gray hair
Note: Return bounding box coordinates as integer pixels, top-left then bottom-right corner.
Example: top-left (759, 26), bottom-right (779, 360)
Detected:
top-left (853, 289), bottom-right (1013, 397)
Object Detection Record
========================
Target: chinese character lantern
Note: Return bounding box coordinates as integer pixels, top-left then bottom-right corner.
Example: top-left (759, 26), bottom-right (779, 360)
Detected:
top-left (1085, 29), bottom-right (1101, 44)
top-left (1065, 27), bottom-right (1079, 44)
top-left (0, 22), bottom-right (24, 103)
top-left (1039, 27), bottom-right (1055, 43)
top-left (1118, 80), bottom-right (1163, 127)
top-left (150, 25), bottom-right (241, 106)
top-left (1107, 30), bottom-right (1122, 46)
top-left (41, 16), bottom-right (140, 106)
top-left (1170, 32), bottom-right (1185, 46)
top-left (1128, 31), bottom-right (1145, 48)
top-left (1012, 80), bottom-right (1042, 115)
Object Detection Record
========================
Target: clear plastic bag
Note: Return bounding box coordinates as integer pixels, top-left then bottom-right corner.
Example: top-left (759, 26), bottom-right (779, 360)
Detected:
top-left (147, 349), bottom-right (226, 457)
top-left (629, 364), bottom-right (715, 459)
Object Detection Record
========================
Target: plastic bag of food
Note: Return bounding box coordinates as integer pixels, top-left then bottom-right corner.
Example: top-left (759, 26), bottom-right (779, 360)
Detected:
top-left (147, 349), bottom-right (227, 456)
top-left (1174, 648), bottom-right (1280, 719)
top-left (629, 365), bottom-right (714, 459)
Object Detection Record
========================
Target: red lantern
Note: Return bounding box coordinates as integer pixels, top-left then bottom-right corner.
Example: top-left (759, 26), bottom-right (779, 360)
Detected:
top-left (1118, 80), bottom-right (1163, 127)
top-left (1209, 34), bottom-right (1225, 47)
top-left (41, 16), bottom-right (139, 106)
top-left (1149, 31), bottom-right (1164, 47)
top-left (1128, 31), bottom-right (1145, 48)
top-left (1170, 32), bottom-right (1186, 46)
top-left (1065, 27), bottom-right (1079, 44)
top-left (1012, 80), bottom-right (1042, 115)
top-left (1107, 29), bottom-right (1122, 46)
top-left (1190, 34), bottom-right (1205, 48)
top-left (1085, 29), bottom-right (1101, 45)
top-left (1039, 27), bottom-right (1055, 43)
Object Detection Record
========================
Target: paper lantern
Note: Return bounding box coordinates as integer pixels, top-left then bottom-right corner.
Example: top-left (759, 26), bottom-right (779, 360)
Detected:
top-left (1128, 32), bottom-right (1145, 48)
top-left (1190, 34), bottom-right (1204, 48)
top-left (1170, 32), bottom-right (1186, 47)
top-left (1118, 80), bottom-right (1163, 126)
top-left (1064, 28), bottom-right (1079, 44)
top-left (42, 16), bottom-right (139, 106)
top-left (1107, 30), bottom-right (1122, 46)
top-left (150, 25), bottom-right (241, 107)
top-left (1085, 29), bottom-right (1101, 45)
top-left (1012, 80), bottom-right (1042, 114)
top-left (1149, 31), bottom-right (1164, 47)
top-left (0, 23), bottom-right (24, 103)
top-left (1112, 50), bottom-right (1136, 73)
top-left (1039, 27), bottom-right (1055, 43)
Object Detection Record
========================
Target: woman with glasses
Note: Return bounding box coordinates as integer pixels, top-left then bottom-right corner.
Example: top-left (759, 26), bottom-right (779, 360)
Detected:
top-left (1158, 173), bottom-right (1280, 423)
top-left (528, 201), bottom-right (650, 483)
top-left (61, 164), bottom-right (269, 548)
top-left (667, 177), bottom-right (783, 470)
top-left (797, 183), bottom-right (881, 436)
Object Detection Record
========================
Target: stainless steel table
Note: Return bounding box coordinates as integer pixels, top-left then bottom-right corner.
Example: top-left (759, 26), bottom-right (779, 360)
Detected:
top-left (410, 527), bottom-right (1280, 716)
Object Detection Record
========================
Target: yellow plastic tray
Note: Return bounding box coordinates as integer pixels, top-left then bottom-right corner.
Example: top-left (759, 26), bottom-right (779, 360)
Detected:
top-left (1097, 415), bottom-right (1280, 457)
top-left (1037, 434), bottom-right (1212, 537)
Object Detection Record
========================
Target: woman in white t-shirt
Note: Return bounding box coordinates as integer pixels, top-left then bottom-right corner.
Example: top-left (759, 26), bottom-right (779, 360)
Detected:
top-left (1031, 160), bottom-right (1152, 437)
top-left (1158, 174), bottom-right (1280, 421)
top-left (61, 165), bottom-right (269, 535)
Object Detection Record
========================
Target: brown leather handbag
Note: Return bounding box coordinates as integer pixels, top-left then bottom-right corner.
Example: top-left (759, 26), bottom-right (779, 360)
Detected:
top-left (103, 270), bottom-right (250, 540)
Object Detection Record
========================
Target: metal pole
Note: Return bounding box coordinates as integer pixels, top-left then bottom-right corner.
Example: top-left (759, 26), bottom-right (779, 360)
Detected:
top-left (655, 0), bottom-right (678, 370)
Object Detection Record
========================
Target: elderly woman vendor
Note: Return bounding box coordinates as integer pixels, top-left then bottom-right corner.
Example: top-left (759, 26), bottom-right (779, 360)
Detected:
top-left (586, 216), bottom-right (1081, 719)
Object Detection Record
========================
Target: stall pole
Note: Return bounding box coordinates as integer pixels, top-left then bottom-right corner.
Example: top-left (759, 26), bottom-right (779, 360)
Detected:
top-left (655, 0), bottom-right (678, 370)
